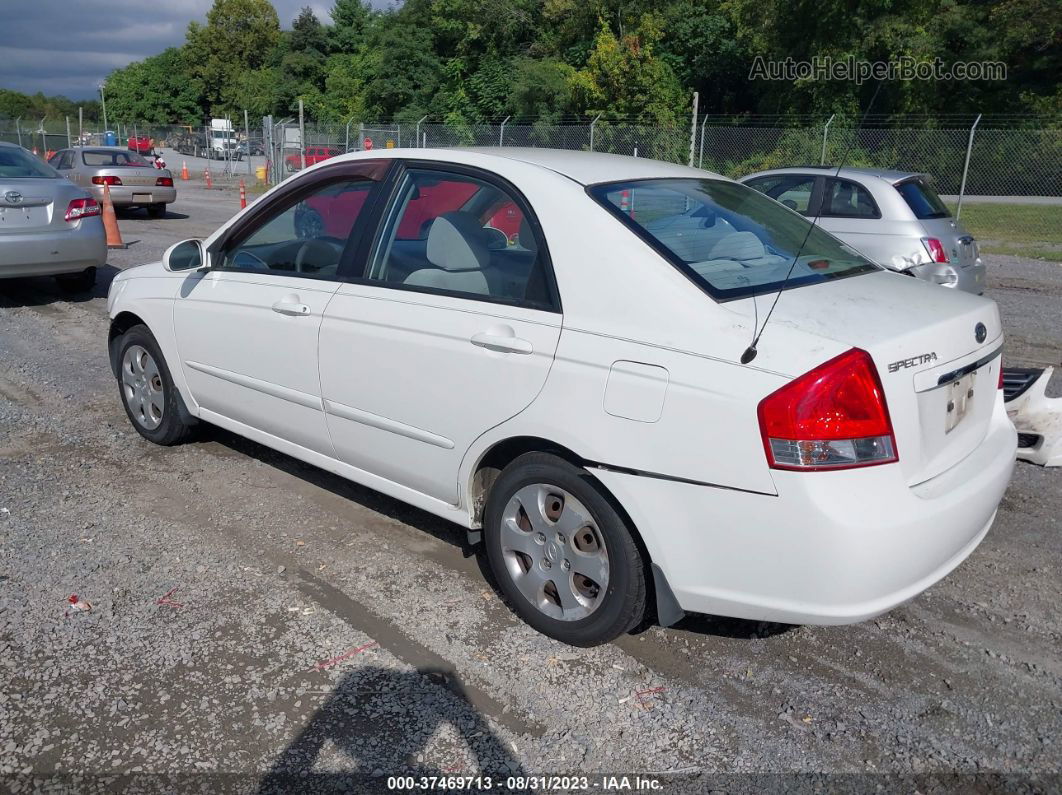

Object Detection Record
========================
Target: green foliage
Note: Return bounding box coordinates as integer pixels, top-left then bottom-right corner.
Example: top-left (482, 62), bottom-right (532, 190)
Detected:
top-left (81, 0), bottom-right (1061, 126)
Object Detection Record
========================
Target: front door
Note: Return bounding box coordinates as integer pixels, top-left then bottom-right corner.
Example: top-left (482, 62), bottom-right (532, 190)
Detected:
top-left (318, 164), bottom-right (562, 503)
top-left (173, 168), bottom-right (381, 455)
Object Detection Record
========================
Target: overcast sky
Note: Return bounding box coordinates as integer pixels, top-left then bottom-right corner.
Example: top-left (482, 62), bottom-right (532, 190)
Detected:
top-left (0, 0), bottom-right (387, 100)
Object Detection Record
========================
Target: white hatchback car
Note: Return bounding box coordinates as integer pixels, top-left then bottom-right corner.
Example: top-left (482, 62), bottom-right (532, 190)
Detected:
top-left (107, 149), bottom-right (1016, 646)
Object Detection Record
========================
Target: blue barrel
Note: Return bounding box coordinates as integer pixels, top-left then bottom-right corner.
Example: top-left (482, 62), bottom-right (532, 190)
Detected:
top-left (104, 130), bottom-right (116, 146)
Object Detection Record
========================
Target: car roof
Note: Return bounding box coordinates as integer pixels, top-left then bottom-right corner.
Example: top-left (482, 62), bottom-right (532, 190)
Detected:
top-left (331, 147), bottom-right (725, 186)
top-left (742, 166), bottom-right (924, 185)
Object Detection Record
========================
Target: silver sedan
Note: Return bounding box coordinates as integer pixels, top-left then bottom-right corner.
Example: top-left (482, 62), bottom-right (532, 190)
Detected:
top-left (48, 147), bottom-right (177, 218)
top-left (0, 142), bottom-right (106, 291)
top-left (740, 167), bottom-right (986, 294)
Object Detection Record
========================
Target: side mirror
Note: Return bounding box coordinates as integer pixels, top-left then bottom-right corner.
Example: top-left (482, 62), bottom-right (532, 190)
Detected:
top-left (163, 239), bottom-right (206, 272)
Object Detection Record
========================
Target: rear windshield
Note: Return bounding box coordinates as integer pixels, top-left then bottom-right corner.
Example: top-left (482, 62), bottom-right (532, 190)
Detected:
top-left (895, 178), bottom-right (951, 219)
top-left (0, 146), bottom-right (57, 178)
top-left (588, 178), bottom-right (878, 300)
top-left (82, 149), bottom-right (149, 167)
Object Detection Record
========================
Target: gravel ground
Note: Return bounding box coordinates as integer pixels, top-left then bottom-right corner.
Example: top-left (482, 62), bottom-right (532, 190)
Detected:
top-left (1, 184), bottom-right (1060, 793)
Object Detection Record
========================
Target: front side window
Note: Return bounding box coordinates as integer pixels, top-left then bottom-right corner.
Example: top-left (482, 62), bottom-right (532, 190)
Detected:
top-left (82, 149), bottom-right (150, 167)
top-left (895, 178), bottom-right (951, 219)
top-left (368, 168), bottom-right (553, 309)
top-left (589, 178), bottom-right (877, 300)
top-left (219, 179), bottom-right (373, 278)
top-left (0, 147), bottom-right (57, 179)
top-left (821, 178), bottom-right (879, 218)
top-left (745, 175), bottom-right (816, 215)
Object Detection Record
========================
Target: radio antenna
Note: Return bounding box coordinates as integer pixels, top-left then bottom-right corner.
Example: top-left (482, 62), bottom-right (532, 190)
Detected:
top-left (740, 80), bottom-right (884, 365)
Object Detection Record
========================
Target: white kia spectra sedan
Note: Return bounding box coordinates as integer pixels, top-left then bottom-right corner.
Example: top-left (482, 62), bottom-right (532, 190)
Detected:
top-left (107, 148), bottom-right (1016, 646)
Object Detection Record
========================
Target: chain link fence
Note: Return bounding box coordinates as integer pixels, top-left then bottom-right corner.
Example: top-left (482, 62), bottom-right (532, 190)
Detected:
top-left (1, 113), bottom-right (1058, 257)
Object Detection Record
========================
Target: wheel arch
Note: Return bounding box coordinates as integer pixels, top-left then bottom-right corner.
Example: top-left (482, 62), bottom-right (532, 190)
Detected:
top-left (466, 435), bottom-right (683, 628)
top-left (108, 311), bottom-right (147, 376)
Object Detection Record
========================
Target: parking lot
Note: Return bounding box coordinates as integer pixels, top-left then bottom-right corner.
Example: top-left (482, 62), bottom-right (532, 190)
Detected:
top-left (1, 181), bottom-right (1060, 791)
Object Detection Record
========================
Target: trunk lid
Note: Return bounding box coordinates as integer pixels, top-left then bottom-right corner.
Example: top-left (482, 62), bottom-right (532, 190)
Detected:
top-left (731, 270), bottom-right (1002, 485)
top-left (0, 178), bottom-right (91, 234)
top-left (919, 216), bottom-right (978, 268)
top-left (112, 168), bottom-right (161, 187)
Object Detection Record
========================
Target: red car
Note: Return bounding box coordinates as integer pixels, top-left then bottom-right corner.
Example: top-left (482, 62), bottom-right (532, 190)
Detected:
top-left (127, 136), bottom-right (153, 156)
top-left (285, 146), bottom-right (340, 172)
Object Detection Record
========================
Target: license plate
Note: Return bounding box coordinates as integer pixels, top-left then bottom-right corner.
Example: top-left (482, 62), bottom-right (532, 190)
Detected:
top-left (132, 193), bottom-right (152, 203)
top-left (945, 372), bottom-right (976, 432)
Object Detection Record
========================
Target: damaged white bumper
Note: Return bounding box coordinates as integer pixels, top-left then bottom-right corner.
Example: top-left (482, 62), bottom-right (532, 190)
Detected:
top-left (1003, 367), bottom-right (1062, 467)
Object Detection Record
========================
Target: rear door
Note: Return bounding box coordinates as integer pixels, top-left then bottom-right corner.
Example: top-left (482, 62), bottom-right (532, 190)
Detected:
top-left (318, 162), bottom-right (562, 503)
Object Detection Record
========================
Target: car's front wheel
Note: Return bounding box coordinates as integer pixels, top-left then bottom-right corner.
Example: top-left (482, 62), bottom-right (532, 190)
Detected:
top-left (484, 453), bottom-right (647, 646)
top-left (115, 325), bottom-right (195, 445)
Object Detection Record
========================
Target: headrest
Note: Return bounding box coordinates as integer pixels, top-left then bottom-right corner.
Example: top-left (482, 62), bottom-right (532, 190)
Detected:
top-left (426, 212), bottom-right (490, 272)
top-left (709, 231), bottom-right (766, 261)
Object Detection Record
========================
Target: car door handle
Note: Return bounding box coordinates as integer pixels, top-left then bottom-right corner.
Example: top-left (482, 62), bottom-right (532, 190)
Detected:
top-left (470, 331), bottom-right (533, 355)
top-left (271, 299), bottom-right (310, 316)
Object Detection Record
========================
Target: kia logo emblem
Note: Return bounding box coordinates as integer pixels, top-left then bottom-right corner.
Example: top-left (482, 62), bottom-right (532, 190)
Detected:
top-left (5, 190), bottom-right (22, 204)
top-left (975, 322), bottom-right (987, 343)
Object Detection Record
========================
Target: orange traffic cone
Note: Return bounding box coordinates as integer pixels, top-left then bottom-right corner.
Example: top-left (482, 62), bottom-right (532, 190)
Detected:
top-left (239, 179), bottom-right (247, 209)
top-left (204, 169), bottom-right (212, 189)
top-left (180, 161), bottom-right (190, 180)
top-left (101, 184), bottom-right (125, 249)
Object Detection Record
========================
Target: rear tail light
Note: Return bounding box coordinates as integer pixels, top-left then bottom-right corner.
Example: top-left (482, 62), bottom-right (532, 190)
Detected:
top-left (92, 175), bottom-right (122, 186)
top-left (156, 176), bottom-right (173, 187)
top-left (923, 237), bottom-right (948, 263)
top-left (65, 197), bottom-right (101, 222)
top-left (757, 348), bottom-right (898, 470)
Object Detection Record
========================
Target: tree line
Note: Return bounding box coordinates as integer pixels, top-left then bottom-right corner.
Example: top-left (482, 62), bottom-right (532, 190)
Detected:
top-left (29, 0), bottom-right (1062, 127)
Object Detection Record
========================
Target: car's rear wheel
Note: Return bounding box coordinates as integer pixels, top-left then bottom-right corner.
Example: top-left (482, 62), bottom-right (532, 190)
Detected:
top-left (55, 266), bottom-right (96, 294)
top-left (115, 325), bottom-right (195, 445)
top-left (484, 453), bottom-right (647, 646)
top-left (147, 203), bottom-right (166, 219)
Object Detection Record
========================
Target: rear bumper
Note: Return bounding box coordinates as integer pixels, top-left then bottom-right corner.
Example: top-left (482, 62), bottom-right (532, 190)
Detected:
top-left (89, 185), bottom-right (177, 206)
top-left (908, 259), bottom-right (986, 294)
top-left (0, 218), bottom-right (107, 278)
top-left (593, 399), bottom-right (1016, 625)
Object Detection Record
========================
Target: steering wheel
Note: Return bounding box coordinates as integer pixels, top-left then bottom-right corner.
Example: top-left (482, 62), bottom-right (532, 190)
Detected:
top-left (293, 238), bottom-right (342, 273)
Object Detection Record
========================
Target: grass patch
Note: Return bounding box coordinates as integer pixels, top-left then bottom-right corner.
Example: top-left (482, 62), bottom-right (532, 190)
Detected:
top-left (946, 202), bottom-right (1062, 261)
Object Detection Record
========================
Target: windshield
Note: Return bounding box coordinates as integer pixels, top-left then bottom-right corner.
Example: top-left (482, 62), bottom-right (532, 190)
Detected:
top-left (82, 149), bottom-right (150, 167)
top-left (0, 146), bottom-right (57, 179)
top-left (895, 178), bottom-right (951, 219)
top-left (589, 178), bottom-right (878, 300)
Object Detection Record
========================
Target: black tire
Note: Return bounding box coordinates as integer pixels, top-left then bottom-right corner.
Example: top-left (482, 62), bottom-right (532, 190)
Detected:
top-left (55, 266), bottom-right (96, 293)
top-left (483, 453), bottom-right (647, 646)
top-left (115, 325), bottom-right (196, 446)
top-left (147, 203), bottom-right (166, 219)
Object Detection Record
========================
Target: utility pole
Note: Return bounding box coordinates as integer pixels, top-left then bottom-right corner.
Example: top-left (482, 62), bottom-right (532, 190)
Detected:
top-left (99, 83), bottom-right (108, 133)
top-left (956, 113), bottom-right (982, 220)
top-left (244, 109), bottom-right (252, 177)
top-left (78, 107), bottom-right (83, 145)
top-left (688, 91), bottom-right (699, 166)
top-left (298, 99), bottom-right (306, 171)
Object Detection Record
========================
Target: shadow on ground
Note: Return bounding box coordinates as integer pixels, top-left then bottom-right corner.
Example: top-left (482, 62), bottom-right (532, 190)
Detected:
top-left (259, 666), bottom-right (526, 794)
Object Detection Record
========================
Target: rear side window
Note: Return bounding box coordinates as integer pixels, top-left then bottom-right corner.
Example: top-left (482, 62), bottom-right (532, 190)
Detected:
top-left (821, 179), bottom-right (880, 218)
top-left (368, 168), bottom-right (555, 309)
top-left (82, 150), bottom-right (149, 167)
top-left (896, 179), bottom-right (951, 219)
top-left (0, 147), bottom-right (57, 178)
